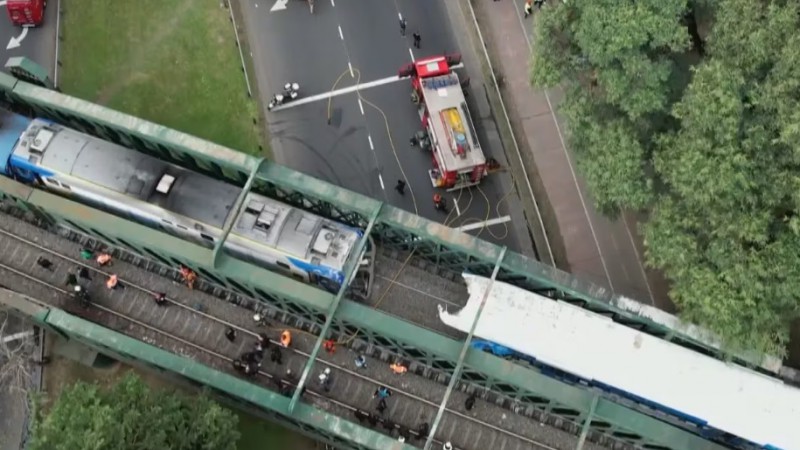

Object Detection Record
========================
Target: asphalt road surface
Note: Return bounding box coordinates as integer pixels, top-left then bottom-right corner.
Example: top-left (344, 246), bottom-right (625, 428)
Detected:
top-left (0, 0), bottom-right (60, 85)
top-left (240, 0), bottom-right (533, 254)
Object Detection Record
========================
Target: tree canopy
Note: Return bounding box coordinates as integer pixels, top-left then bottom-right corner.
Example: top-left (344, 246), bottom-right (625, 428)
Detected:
top-left (532, 0), bottom-right (800, 355)
top-left (29, 373), bottom-right (240, 450)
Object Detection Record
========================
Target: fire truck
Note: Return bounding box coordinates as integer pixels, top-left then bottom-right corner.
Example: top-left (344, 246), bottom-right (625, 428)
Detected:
top-left (6, 0), bottom-right (45, 27)
top-left (401, 54), bottom-right (487, 190)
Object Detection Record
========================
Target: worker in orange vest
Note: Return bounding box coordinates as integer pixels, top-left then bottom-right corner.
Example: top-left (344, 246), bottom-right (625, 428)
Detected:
top-left (106, 274), bottom-right (120, 290)
top-left (96, 253), bottom-right (112, 266)
top-left (389, 361), bottom-right (408, 374)
top-left (179, 265), bottom-right (197, 289)
top-left (280, 330), bottom-right (292, 348)
top-left (323, 338), bottom-right (336, 354)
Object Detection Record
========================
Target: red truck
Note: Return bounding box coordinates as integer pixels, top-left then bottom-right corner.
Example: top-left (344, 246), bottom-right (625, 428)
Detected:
top-left (6, 0), bottom-right (45, 27)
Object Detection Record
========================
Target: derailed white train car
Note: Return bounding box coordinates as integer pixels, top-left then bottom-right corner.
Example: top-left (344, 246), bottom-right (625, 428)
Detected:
top-left (439, 274), bottom-right (799, 450)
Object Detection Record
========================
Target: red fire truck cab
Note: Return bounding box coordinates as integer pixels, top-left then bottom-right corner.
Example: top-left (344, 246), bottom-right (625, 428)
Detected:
top-left (6, 0), bottom-right (45, 27)
top-left (403, 54), bottom-right (487, 191)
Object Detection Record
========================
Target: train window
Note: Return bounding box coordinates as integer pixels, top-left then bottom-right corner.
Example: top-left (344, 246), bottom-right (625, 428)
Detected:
top-left (200, 233), bottom-right (214, 243)
top-left (60, 183), bottom-right (71, 191)
top-left (162, 220), bottom-right (173, 226)
top-left (292, 273), bottom-right (304, 282)
top-left (277, 262), bottom-right (290, 270)
top-left (177, 224), bottom-right (188, 230)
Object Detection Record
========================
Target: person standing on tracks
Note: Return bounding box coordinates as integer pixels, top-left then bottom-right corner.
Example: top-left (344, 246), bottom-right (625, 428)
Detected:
top-left (225, 327), bottom-right (237, 342)
top-left (389, 361), bottom-right (408, 374)
top-left (96, 252), bottom-right (112, 267)
top-left (280, 330), bottom-right (292, 348)
top-left (318, 367), bottom-right (332, 392)
top-left (78, 266), bottom-right (91, 282)
top-left (465, 393), bottom-right (476, 411)
top-left (36, 257), bottom-right (54, 271)
top-left (271, 346), bottom-right (283, 365)
top-left (416, 421), bottom-right (430, 440)
top-left (153, 292), bottom-right (167, 306)
top-left (80, 248), bottom-right (93, 260)
top-left (106, 274), bottom-right (124, 290)
top-left (354, 354), bottom-right (367, 369)
top-left (65, 272), bottom-right (78, 287)
top-left (323, 338), bottom-right (336, 354)
top-left (374, 386), bottom-right (392, 399)
top-left (376, 397), bottom-right (388, 414)
top-left (179, 265), bottom-right (197, 289)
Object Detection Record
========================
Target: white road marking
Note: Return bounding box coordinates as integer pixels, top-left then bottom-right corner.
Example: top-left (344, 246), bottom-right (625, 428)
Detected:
top-left (348, 61), bottom-right (354, 77)
top-left (457, 216), bottom-right (512, 232)
top-left (358, 98), bottom-right (364, 115)
top-left (378, 174), bottom-right (385, 190)
top-left (270, 0), bottom-right (288, 12)
top-left (453, 197), bottom-right (461, 216)
top-left (338, 25), bottom-right (344, 40)
top-left (408, 47), bottom-right (416, 62)
top-left (331, 0), bottom-right (335, 6)
top-left (270, 63), bottom-right (464, 111)
top-left (368, 135), bottom-right (374, 151)
top-left (398, 12), bottom-right (403, 20)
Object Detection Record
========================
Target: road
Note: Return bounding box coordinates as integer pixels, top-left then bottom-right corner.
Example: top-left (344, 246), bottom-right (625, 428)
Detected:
top-left (239, 0), bottom-right (535, 255)
top-left (0, 0), bottom-right (60, 85)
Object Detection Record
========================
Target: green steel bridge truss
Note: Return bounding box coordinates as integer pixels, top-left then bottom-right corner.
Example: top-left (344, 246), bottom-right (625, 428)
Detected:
top-left (0, 63), bottom-right (760, 450)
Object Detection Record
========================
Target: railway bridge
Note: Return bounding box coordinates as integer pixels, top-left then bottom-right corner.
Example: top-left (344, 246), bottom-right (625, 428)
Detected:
top-left (0, 62), bottom-right (768, 450)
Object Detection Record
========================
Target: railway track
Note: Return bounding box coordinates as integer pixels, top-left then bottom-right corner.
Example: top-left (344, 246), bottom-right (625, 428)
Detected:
top-left (0, 211), bottom-right (584, 450)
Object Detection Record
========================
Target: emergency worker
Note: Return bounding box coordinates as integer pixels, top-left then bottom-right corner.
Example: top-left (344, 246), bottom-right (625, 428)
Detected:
top-left (280, 330), bottom-right (292, 348)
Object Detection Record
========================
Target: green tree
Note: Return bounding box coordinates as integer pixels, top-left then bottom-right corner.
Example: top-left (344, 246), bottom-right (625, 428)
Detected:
top-left (29, 373), bottom-right (240, 450)
top-left (533, 0), bottom-right (800, 355)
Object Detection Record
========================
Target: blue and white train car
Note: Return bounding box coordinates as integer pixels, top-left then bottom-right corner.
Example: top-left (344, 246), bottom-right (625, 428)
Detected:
top-left (0, 111), bottom-right (364, 292)
top-left (439, 273), bottom-right (800, 450)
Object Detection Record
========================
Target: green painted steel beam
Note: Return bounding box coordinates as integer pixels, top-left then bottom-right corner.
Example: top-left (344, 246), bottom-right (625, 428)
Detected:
top-left (424, 247), bottom-right (506, 450)
top-left (256, 162), bottom-right (380, 219)
top-left (0, 175), bottom-right (34, 199)
top-left (41, 307), bottom-right (416, 450)
top-left (5, 57), bottom-right (52, 88)
top-left (9, 82), bottom-right (255, 173)
top-left (288, 203), bottom-right (383, 413)
top-left (576, 395), bottom-right (599, 450)
top-left (0, 287), bottom-right (51, 324)
top-left (212, 157), bottom-right (266, 268)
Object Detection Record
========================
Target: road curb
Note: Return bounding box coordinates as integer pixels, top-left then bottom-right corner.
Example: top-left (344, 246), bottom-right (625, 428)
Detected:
top-left (454, 0), bottom-right (564, 268)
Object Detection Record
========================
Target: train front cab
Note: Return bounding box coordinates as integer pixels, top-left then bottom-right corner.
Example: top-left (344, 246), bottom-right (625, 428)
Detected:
top-left (0, 111), bottom-right (33, 178)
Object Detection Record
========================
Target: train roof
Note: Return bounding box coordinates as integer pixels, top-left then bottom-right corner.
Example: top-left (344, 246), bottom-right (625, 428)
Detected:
top-left (417, 69), bottom-right (485, 173)
top-left (233, 192), bottom-right (354, 264)
top-left (439, 274), bottom-right (800, 450)
top-left (18, 120), bottom-right (240, 228)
